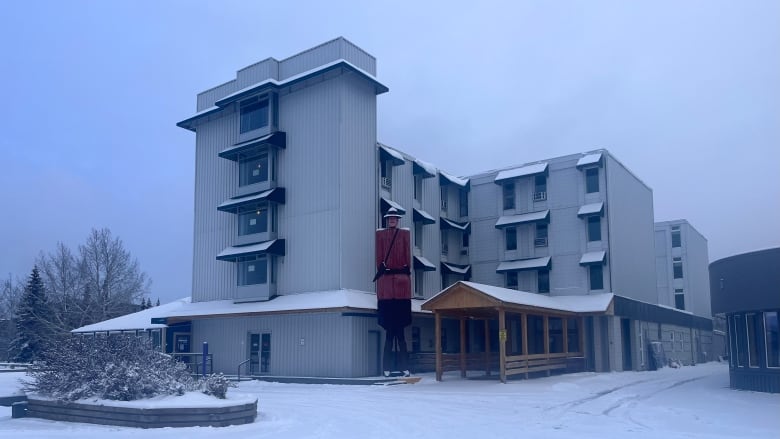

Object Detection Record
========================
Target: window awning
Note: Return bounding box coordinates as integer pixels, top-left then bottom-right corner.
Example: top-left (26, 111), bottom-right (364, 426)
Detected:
top-left (496, 257), bottom-right (551, 273)
top-left (216, 239), bottom-right (286, 261)
top-left (413, 159), bottom-right (436, 178)
top-left (379, 144), bottom-right (405, 166)
top-left (380, 198), bottom-right (406, 215)
top-left (219, 131), bottom-right (287, 161)
top-left (441, 262), bottom-right (471, 276)
top-left (579, 251), bottom-right (606, 265)
top-left (494, 162), bottom-right (548, 183)
top-left (413, 208), bottom-right (436, 225)
top-left (414, 255), bottom-right (437, 271)
top-left (576, 152), bottom-right (603, 168)
top-left (577, 202), bottom-right (604, 217)
top-left (217, 188), bottom-right (286, 212)
top-left (440, 217), bottom-right (470, 232)
top-left (439, 171), bottom-right (469, 188)
top-left (495, 210), bottom-right (550, 228)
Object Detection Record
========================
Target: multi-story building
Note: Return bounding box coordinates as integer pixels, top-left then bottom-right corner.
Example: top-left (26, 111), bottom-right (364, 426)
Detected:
top-left (655, 220), bottom-right (712, 317)
top-left (75, 38), bottom-right (715, 378)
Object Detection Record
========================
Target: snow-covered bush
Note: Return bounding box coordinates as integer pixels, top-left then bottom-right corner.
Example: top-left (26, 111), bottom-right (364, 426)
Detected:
top-left (199, 373), bottom-right (233, 399)
top-left (24, 334), bottom-right (196, 401)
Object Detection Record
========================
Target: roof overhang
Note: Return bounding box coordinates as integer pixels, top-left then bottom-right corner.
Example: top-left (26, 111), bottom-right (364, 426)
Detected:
top-left (380, 198), bottom-right (406, 216)
top-left (495, 210), bottom-right (550, 228)
top-left (216, 239), bottom-right (286, 261)
top-left (422, 281), bottom-right (614, 318)
top-left (379, 144), bottom-right (405, 166)
top-left (441, 262), bottom-right (471, 276)
top-left (413, 159), bottom-right (436, 178)
top-left (494, 162), bottom-right (548, 183)
top-left (576, 152), bottom-right (603, 168)
top-left (413, 208), bottom-right (436, 225)
top-left (579, 251), bottom-right (607, 265)
top-left (218, 131), bottom-right (287, 161)
top-left (217, 188), bottom-right (286, 212)
top-left (414, 255), bottom-right (437, 271)
top-left (439, 171), bottom-right (469, 189)
top-left (440, 217), bottom-right (470, 232)
top-left (496, 257), bottom-right (551, 273)
top-left (577, 202), bottom-right (604, 217)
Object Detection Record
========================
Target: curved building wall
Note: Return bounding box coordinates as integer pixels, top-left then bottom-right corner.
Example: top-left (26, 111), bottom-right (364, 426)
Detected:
top-left (710, 247), bottom-right (780, 393)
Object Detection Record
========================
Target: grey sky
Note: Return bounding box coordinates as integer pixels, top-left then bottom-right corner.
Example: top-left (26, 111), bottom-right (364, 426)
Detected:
top-left (1, 0), bottom-right (778, 304)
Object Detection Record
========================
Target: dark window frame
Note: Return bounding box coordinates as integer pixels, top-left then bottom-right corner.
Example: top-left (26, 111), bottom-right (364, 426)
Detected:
top-left (589, 264), bottom-right (604, 290)
top-left (239, 97), bottom-right (270, 134)
top-left (538, 269), bottom-right (550, 293)
top-left (585, 167), bottom-right (599, 193)
top-left (503, 182), bottom-right (515, 210)
top-left (587, 216), bottom-right (601, 242)
top-left (506, 227), bottom-right (517, 251)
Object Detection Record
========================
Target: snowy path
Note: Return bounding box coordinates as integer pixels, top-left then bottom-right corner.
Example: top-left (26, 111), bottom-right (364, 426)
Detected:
top-left (0, 362), bottom-right (778, 438)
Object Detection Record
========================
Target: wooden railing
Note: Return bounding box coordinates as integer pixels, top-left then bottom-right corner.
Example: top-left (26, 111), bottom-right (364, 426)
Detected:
top-left (505, 352), bottom-right (584, 377)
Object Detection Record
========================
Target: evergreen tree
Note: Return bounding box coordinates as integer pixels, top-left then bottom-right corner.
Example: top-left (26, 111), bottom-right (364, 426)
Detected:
top-left (155, 298), bottom-right (160, 307)
top-left (9, 266), bottom-right (53, 362)
top-left (146, 297), bottom-right (152, 309)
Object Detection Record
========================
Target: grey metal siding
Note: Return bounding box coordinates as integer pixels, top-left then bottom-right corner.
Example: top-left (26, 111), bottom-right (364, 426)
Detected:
top-left (605, 154), bottom-right (656, 303)
top-left (683, 223), bottom-right (712, 317)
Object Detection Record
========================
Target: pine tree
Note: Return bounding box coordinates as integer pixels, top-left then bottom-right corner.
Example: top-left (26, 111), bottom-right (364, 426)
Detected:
top-left (155, 298), bottom-right (160, 307)
top-left (146, 298), bottom-right (152, 309)
top-left (9, 266), bottom-right (53, 362)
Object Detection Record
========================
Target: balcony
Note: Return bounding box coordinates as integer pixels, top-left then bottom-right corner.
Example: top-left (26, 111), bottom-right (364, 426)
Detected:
top-left (533, 191), bottom-right (547, 202)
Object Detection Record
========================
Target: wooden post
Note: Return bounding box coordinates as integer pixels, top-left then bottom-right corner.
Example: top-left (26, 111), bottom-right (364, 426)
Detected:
top-left (499, 308), bottom-right (507, 384)
top-left (563, 317), bottom-right (569, 355)
top-left (435, 312), bottom-right (442, 381)
top-left (484, 319), bottom-right (491, 376)
top-left (544, 315), bottom-right (550, 376)
top-left (580, 316), bottom-right (586, 358)
top-left (521, 313), bottom-right (528, 379)
top-left (460, 317), bottom-right (467, 378)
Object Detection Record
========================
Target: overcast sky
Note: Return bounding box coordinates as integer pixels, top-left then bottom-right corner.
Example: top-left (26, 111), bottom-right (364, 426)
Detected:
top-left (1, 0), bottom-right (778, 304)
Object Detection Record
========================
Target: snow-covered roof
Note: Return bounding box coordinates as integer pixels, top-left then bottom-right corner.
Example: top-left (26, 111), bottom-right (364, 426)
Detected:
top-left (414, 255), bottom-right (436, 270)
top-left (496, 257), bottom-right (551, 273)
top-left (577, 202), bottom-right (604, 217)
top-left (579, 251), bottom-right (606, 265)
top-left (440, 217), bottom-right (470, 231)
top-left (413, 208), bottom-right (436, 224)
top-left (216, 239), bottom-right (285, 260)
top-left (381, 197), bottom-right (406, 215)
top-left (439, 170), bottom-right (469, 188)
top-left (426, 281), bottom-right (614, 314)
top-left (576, 152), bottom-right (603, 168)
top-left (441, 262), bottom-right (470, 275)
top-left (71, 297), bottom-right (192, 333)
top-left (378, 144), bottom-right (405, 165)
top-left (495, 210), bottom-right (550, 228)
top-left (494, 162), bottom-right (548, 182)
top-left (217, 188), bottom-right (284, 211)
top-left (413, 158), bottom-right (437, 178)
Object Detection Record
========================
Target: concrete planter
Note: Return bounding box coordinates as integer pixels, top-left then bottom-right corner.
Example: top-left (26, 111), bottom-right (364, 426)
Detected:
top-left (25, 396), bottom-right (257, 428)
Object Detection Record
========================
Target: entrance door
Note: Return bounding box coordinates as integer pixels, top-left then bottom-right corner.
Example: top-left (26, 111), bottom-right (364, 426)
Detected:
top-left (249, 333), bottom-right (272, 375)
top-left (621, 319), bottom-right (633, 371)
top-left (174, 333), bottom-right (191, 370)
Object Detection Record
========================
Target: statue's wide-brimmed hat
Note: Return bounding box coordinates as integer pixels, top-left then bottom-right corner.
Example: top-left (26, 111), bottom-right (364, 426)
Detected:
top-left (383, 207), bottom-right (403, 218)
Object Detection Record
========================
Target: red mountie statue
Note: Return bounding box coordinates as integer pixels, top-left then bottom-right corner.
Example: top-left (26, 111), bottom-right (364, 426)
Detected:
top-left (374, 207), bottom-right (412, 377)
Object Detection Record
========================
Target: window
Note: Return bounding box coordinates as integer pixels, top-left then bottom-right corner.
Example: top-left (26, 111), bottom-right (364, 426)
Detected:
top-left (671, 228), bottom-right (681, 248)
top-left (459, 190), bottom-right (469, 217)
top-left (534, 175), bottom-right (547, 201)
top-left (538, 269), bottom-right (550, 293)
top-left (535, 224), bottom-right (548, 247)
top-left (567, 318), bottom-right (580, 353)
top-left (414, 222), bottom-right (423, 249)
top-left (503, 182), bottom-right (515, 210)
top-left (505, 227), bottom-right (517, 251)
top-left (239, 152), bottom-right (269, 186)
top-left (587, 216), bottom-right (601, 242)
top-left (238, 205), bottom-right (269, 236)
top-left (548, 317), bottom-right (563, 353)
top-left (237, 255), bottom-right (267, 286)
top-left (440, 186), bottom-right (448, 211)
top-left (765, 311), bottom-right (779, 368)
top-left (441, 230), bottom-right (448, 255)
top-left (239, 97), bottom-right (269, 134)
top-left (506, 271), bottom-right (518, 289)
top-left (414, 175), bottom-right (423, 202)
top-left (415, 273), bottom-right (424, 298)
top-left (674, 288), bottom-right (685, 310)
top-left (585, 168), bottom-right (599, 193)
top-left (735, 314), bottom-right (746, 367)
top-left (461, 232), bottom-right (469, 251)
top-left (381, 160), bottom-right (392, 189)
top-left (589, 264), bottom-right (603, 290)
top-left (746, 314), bottom-right (760, 367)
top-left (673, 257), bottom-right (683, 279)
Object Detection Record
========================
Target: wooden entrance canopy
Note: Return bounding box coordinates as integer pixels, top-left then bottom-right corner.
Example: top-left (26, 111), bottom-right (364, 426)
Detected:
top-left (421, 281), bottom-right (614, 383)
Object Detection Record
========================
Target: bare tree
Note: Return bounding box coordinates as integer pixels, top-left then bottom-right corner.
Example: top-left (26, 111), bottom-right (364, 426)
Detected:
top-left (37, 242), bottom-right (92, 330)
top-left (1, 274), bottom-right (23, 361)
top-left (79, 228), bottom-right (151, 322)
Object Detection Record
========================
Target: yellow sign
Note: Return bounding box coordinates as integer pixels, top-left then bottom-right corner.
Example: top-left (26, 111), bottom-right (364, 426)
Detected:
top-left (499, 329), bottom-right (507, 342)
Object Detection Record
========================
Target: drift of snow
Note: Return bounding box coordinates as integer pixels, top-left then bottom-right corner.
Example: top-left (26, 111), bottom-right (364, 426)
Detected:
top-left (1, 362), bottom-right (778, 438)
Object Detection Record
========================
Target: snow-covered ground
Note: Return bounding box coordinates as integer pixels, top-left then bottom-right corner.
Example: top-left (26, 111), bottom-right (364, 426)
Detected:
top-left (1, 362), bottom-right (778, 438)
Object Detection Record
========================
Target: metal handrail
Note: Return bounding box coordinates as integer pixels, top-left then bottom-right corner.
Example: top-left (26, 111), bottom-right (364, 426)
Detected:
top-left (237, 358), bottom-right (251, 382)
